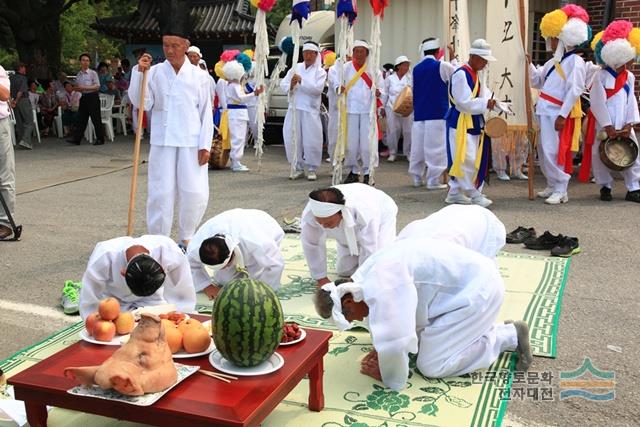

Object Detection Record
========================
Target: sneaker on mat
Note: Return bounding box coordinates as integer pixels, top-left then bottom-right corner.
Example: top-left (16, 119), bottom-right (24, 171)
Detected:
top-left (445, 193), bottom-right (472, 205)
top-left (551, 236), bottom-right (581, 257)
top-left (506, 226), bottom-right (537, 244)
top-left (545, 192), bottom-right (568, 205)
top-left (282, 217), bottom-right (302, 233)
top-left (537, 187), bottom-right (553, 198)
top-left (524, 231), bottom-right (562, 250)
top-left (61, 281), bottom-right (81, 315)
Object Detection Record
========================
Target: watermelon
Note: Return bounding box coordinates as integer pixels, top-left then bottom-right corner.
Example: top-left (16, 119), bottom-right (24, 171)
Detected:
top-left (211, 277), bottom-right (284, 367)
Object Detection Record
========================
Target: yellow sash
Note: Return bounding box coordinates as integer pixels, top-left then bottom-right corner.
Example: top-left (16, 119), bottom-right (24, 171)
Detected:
top-left (449, 76), bottom-right (485, 181)
top-left (335, 65), bottom-right (367, 162)
top-left (553, 62), bottom-right (582, 152)
top-left (219, 110), bottom-right (231, 150)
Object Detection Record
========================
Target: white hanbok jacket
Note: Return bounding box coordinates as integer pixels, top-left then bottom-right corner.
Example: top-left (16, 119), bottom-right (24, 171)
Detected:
top-left (301, 183), bottom-right (398, 279)
top-left (280, 62), bottom-right (327, 112)
top-left (79, 235), bottom-right (196, 319)
top-left (590, 69), bottom-right (640, 132)
top-left (342, 62), bottom-right (385, 114)
top-left (529, 54), bottom-right (586, 118)
top-left (187, 209), bottom-right (285, 291)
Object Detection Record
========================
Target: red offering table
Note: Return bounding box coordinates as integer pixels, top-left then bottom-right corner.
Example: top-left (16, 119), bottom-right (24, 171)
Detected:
top-left (8, 317), bottom-right (332, 427)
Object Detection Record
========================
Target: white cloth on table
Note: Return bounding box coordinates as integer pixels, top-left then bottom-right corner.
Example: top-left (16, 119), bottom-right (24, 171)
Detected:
top-left (186, 209), bottom-right (285, 291)
top-left (79, 235), bottom-right (196, 319)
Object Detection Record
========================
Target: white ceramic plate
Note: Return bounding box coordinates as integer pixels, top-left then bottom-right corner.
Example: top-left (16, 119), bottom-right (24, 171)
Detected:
top-left (78, 329), bottom-right (128, 346)
top-left (172, 338), bottom-right (216, 359)
top-left (208, 350), bottom-right (284, 376)
top-left (279, 327), bottom-right (306, 346)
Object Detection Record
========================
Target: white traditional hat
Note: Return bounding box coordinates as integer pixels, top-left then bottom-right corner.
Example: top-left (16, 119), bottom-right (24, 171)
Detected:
top-left (302, 42), bottom-right (320, 52)
top-left (222, 60), bottom-right (245, 82)
top-left (394, 55), bottom-right (410, 66)
top-left (469, 39), bottom-right (497, 62)
top-left (186, 46), bottom-right (202, 57)
top-left (420, 38), bottom-right (440, 53)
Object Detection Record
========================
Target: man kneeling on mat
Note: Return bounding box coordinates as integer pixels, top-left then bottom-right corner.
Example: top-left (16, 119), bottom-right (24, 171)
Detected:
top-left (314, 238), bottom-right (532, 390)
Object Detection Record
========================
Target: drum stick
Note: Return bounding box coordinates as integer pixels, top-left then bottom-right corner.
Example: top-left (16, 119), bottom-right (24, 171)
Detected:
top-left (127, 68), bottom-right (148, 236)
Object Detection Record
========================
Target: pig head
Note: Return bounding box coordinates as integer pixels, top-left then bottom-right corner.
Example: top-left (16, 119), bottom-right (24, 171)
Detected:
top-left (65, 313), bottom-right (178, 396)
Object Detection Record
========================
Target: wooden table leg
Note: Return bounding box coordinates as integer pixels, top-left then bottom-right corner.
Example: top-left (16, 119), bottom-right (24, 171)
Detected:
top-left (307, 358), bottom-right (325, 411)
top-left (25, 401), bottom-right (48, 427)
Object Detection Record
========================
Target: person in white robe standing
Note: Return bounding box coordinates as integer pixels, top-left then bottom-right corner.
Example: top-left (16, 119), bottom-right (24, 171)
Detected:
top-left (314, 239), bottom-right (533, 390)
top-left (324, 51), bottom-right (339, 163)
top-left (129, 13), bottom-right (213, 248)
top-left (301, 183), bottom-right (397, 287)
top-left (246, 60), bottom-right (259, 145)
top-left (79, 235), bottom-right (196, 319)
top-left (187, 209), bottom-right (285, 299)
top-left (397, 204), bottom-right (506, 260)
top-left (281, 42), bottom-right (327, 181)
top-left (383, 55), bottom-right (413, 162)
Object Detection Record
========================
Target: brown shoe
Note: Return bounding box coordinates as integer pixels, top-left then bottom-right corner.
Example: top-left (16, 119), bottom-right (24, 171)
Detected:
top-left (0, 224), bottom-right (12, 240)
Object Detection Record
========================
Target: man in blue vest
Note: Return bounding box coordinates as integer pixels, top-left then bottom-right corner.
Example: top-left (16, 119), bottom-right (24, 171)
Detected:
top-left (409, 38), bottom-right (456, 189)
top-left (445, 39), bottom-right (497, 208)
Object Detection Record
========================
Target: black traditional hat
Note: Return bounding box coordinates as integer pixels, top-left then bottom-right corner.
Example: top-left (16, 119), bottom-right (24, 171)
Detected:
top-left (124, 254), bottom-right (166, 297)
top-left (157, 0), bottom-right (194, 39)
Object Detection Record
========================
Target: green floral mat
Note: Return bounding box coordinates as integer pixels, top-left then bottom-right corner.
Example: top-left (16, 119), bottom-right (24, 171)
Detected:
top-left (0, 235), bottom-right (570, 427)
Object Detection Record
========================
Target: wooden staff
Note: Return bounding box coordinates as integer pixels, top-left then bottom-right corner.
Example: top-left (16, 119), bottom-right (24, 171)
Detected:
top-left (127, 69), bottom-right (148, 236)
top-left (518, 0), bottom-right (535, 200)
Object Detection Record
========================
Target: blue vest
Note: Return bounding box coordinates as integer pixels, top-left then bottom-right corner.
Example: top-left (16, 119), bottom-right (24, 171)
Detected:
top-left (413, 58), bottom-right (449, 121)
top-left (445, 67), bottom-right (484, 135)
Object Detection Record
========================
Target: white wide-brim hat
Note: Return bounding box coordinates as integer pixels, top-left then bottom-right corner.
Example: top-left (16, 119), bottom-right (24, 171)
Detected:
top-left (394, 55), bottom-right (410, 66)
top-left (187, 46), bottom-right (202, 57)
top-left (469, 38), bottom-right (497, 62)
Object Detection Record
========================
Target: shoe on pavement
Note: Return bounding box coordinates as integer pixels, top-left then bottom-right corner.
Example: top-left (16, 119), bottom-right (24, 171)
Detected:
top-left (363, 174), bottom-right (372, 185)
top-left (445, 193), bottom-right (472, 205)
top-left (344, 172), bottom-right (359, 184)
top-left (379, 149), bottom-right (390, 158)
top-left (306, 171), bottom-right (317, 181)
top-left (426, 183), bottom-right (448, 190)
top-left (18, 140), bottom-right (33, 150)
top-left (496, 171), bottom-right (510, 181)
top-left (551, 236), bottom-right (581, 257)
top-left (506, 226), bottom-right (537, 244)
top-left (544, 192), bottom-right (568, 205)
top-left (289, 170), bottom-right (304, 180)
top-left (471, 194), bottom-right (493, 208)
top-left (512, 171), bottom-right (528, 180)
top-left (61, 280), bottom-right (81, 315)
top-left (387, 154), bottom-right (396, 162)
top-left (412, 178), bottom-right (422, 188)
top-left (625, 190), bottom-right (640, 203)
top-left (505, 320), bottom-right (533, 371)
top-left (232, 164), bottom-right (250, 172)
top-left (524, 231), bottom-right (562, 250)
top-left (537, 187), bottom-right (553, 198)
top-left (600, 186), bottom-right (612, 202)
top-left (0, 224), bottom-right (13, 240)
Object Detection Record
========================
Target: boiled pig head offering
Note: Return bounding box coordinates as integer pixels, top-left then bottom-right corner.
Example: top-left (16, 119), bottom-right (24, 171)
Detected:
top-left (65, 313), bottom-right (178, 396)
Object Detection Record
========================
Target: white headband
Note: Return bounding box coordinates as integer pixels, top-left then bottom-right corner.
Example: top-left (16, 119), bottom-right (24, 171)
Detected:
top-left (353, 40), bottom-right (370, 50)
top-left (420, 38), bottom-right (440, 55)
top-left (207, 235), bottom-right (245, 272)
top-left (308, 198), bottom-right (359, 256)
top-left (321, 282), bottom-right (364, 331)
top-left (303, 43), bottom-right (320, 53)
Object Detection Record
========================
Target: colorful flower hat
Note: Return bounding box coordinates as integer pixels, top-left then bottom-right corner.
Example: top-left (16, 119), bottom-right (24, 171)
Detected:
top-left (322, 50), bottom-right (337, 68)
top-left (596, 20), bottom-right (640, 69)
top-left (540, 4), bottom-right (590, 60)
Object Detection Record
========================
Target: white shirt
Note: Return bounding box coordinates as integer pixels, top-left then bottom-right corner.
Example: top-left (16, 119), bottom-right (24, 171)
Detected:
top-left (215, 78), bottom-right (228, 110)
top-left (186, 209), bottom-right (285, 291)
top-left (590, 69), bottom-right (640, 131)
top-left (79, 235), bottom-right (196, 319)
top-left (301, 183), bottom-right (398, 279)
top-left (383, 72), bottom-right (412, 109)
top-left (225, 81), bottom-right (256, 121)
top-left (129, 58), bottom-right (213, 150)
top-left (343, 62), bottom-right (385, 114)
top-left (28, 92), bottom-right (39, 109)
top-left (0, 66), bottom-right (9, 119)
top-left (529, 54), bottom-right (586, 118)
top-left (280, 62), bottom-right (327, 113)
top-left (327, 63), bottom-right (340, 112)
top-left (450, 64), bottom-right (491, 115)
top-left (351, 238), bottom-right (504, 390)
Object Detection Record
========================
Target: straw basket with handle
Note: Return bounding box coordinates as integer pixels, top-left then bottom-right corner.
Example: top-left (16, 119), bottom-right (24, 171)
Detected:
top-left (392, 86), bottom-right (414, 117)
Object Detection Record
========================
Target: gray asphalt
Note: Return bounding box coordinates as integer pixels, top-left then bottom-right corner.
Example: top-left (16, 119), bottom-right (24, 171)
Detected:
top-left (0, 134), bottom-right (637, 426)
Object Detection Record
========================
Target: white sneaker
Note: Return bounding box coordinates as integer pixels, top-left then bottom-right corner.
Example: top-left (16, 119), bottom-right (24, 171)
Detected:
top-left (412, 178), bottom-right (422, 188)
top-left (513, 171), bottom-right (528, 180)
top-left (445, 193), bottom-right (472, 205)
top-left (325, 158), bottom-right (331, 163)
top-left (496, 171), bottom-right (510, 181)
top-left (387, 154), bottom-right (396, 162)
top-left (231, 164), bottom-right (250, 172)
top-left (537, 187), bottom-right (554, 198)
top-left (289, 170), bottom-right (304, 180)
top-left (544, 192), bottom-right (568, 205)
top-left (426, 183), bottom-right (448, 190)
top-left (306, 171), bottom-right (317, 181)
top-left (471, 194), bottom-right (493, 208)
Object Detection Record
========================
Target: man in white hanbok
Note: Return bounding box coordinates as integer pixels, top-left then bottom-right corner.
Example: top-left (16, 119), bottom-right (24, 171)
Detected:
top-left (301, 183), bottom-right (398, 287)
top-left (315, 239), bottom-right (532, 390)
top-left (187, 209), bottom-right (285, 299)
top-left (130, 29), bottom-right (213, 247)
top-left (383, 56), bottom-right (413, 162)
top-left (79, 235), bottom-right (196, 319)
top-left (397, 204), bottom-right (506, 260)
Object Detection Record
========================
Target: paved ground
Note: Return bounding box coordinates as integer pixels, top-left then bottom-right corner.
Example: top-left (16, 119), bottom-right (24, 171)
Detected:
top-left (1, 134), bottom-right (638, 426)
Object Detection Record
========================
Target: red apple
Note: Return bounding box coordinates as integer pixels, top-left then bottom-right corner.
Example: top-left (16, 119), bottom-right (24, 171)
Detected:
top-left (93, 320), bottom-right (116, 342)
top-left (98, 297), bottom-right (120, 321)
top-left (85, 312), bottom-right (101, 336)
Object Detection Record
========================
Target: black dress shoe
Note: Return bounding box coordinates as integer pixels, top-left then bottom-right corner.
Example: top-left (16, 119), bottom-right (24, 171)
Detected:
top-left (524, 231), bottom-right (563, 250)
top-left (363, 174), bottom-right (370, 185)
top-left (94, 140), bottom-right (105, 145)
top-left (344, 172), bottom-right (359, 184)
top-left (625, 190), bottom-right (640, 203)
top-left (506, 226), bottom-right (537, 244)
top-left (551, 236), bottom-right (581, 257)
top-left (65, 139), bottom-right (81, 145)
top-left (600, 186), bottom-right (612, 202)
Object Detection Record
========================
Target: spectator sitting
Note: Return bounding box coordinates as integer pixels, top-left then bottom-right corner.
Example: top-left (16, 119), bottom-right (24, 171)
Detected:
top-left (114, 71), bottom-right (129, 92)
top-left (60, 81), bottom-right (81, 137)
top-left (39, 81), bottom-right (60, 137)
top-left (28, 81), bottom-right (40, 110)
top-left (52, 71), bottom-right (67, 97)
top-left (97, 62), bottom-right (112, 93)
top-left (121, 58), bottom-right (131, 83)
top-left (103, 78), bottom-right (121, 105)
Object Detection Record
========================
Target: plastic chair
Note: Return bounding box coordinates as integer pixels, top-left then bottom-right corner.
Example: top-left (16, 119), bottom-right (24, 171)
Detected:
top-left (8, 107), bottom-right (16, 146)
top-left (112, 93), bottom-right (128, 136)
top-left (100, 94), bottom-right (115, 141)
top-left (32, 107), bottom-right (41, 143)
top-left (54, 106), bottom-right (63, 138)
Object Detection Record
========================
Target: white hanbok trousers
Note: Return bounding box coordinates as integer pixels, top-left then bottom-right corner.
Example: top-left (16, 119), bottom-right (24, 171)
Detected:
top-left (447, 128), bottom-right (483, 198)
top-left (410, 120), bottom-right (447, 186)
top-left (416, 282), bottom-right (517, 378)
top-left (283, 108), bottom-right (323, 172)
top-left (147, 145), bottom-right (208, 242)
top-left (247, 105), bottom-right (258, 144)
top-left (537, 115), bottom-right (572, 194)
top-left (346, 113), bottom-right (377, 174)
top-left (385, 107), bottom-right (413, 156)
top-left (592, 130), bottom-right (640, 192)
top-left (229, 118), bottom-right (247, 167)
top-left (327, 108), bottom-right (339, 161)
